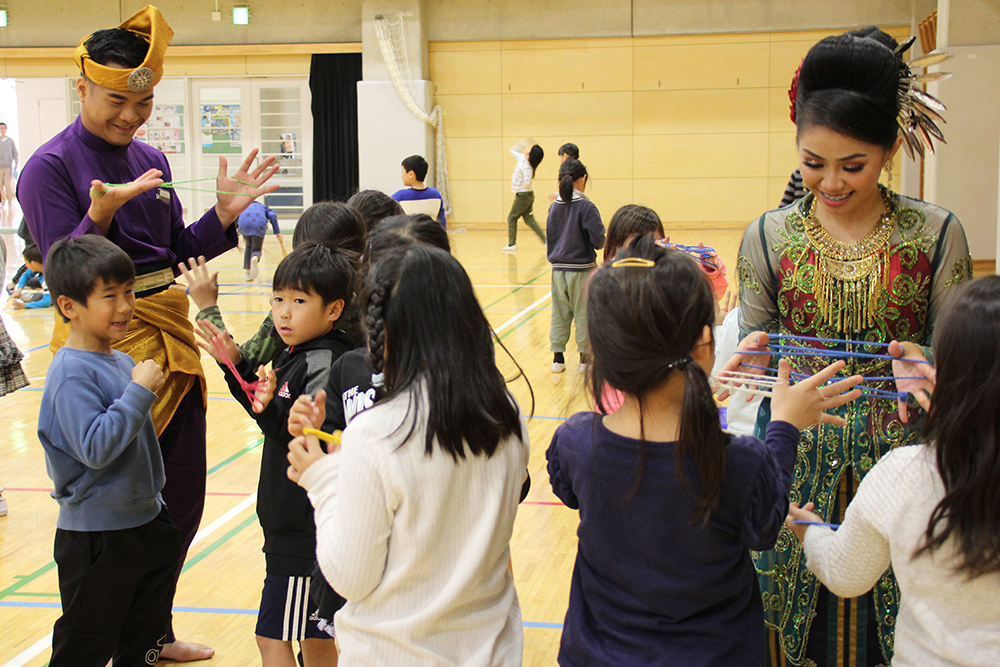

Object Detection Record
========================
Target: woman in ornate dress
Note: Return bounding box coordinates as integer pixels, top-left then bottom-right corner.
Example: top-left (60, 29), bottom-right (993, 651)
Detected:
top-left (725, 28), bottom-right (973, 667)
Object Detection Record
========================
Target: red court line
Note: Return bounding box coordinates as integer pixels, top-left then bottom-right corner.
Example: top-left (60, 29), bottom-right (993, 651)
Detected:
top-left (522, 501), bottom-right (564, 506)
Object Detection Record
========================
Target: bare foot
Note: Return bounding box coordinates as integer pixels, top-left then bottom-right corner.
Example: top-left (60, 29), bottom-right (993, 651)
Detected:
top-left (159, 640), bottom-right (215, 662)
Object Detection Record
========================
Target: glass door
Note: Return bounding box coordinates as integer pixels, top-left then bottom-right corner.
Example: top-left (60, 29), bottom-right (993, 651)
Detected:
top-left (252, 79), bottom-right (311, 220)
top-left (191, 80), bottom-right (253, 218)
top-left (190, 78), bottom-right (311, 223)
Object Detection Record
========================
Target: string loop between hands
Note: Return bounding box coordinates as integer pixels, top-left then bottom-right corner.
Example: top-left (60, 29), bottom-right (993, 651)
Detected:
top-left (210, 333), bottom-right (260, 402)
top-left (100, 176), bottom-right (261, 197)
top-left (720, 333), bottom-right (930, 402)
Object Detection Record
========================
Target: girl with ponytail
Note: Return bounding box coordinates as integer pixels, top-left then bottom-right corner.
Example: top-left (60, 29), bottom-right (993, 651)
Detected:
top-left (547, 235), bottom-right (862, 666)
top-left (723, 26), bottom-right (972, 666)
top-left (503, 138), bottom-right (545, 250)
top-left (545, 158), bottom-right (605, 373)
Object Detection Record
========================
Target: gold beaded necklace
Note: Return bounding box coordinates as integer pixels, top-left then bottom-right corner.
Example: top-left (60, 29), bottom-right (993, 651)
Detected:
top-left (802, 186), bottom-right (895, 333)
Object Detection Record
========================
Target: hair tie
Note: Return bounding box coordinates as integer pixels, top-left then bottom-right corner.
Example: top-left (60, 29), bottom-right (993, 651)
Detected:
top-left (370, 372), bottom-right (385, 388)
top-left (670, 355), bottom-right (692, 371)
top-left (610, 257), bottom-right (655, 268)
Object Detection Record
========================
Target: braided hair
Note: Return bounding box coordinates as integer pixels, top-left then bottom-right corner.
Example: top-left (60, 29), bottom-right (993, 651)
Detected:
top-left (364, 244), bottom-right (524, 460)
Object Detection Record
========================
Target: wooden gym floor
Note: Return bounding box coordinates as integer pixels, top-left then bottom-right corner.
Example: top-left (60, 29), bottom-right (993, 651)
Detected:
top-left (0, 220), bottom-right (742, 666)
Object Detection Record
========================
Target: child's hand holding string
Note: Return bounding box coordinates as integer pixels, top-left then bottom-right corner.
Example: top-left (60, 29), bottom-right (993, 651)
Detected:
top-left (888, 340), bottom-right (935, 422)
top-left (194, 319), bottom-right (241, 366)
top-left (770, 359), bottom-right (863, 429)
top-left (288, 390), bottom-right (326, 438)
top-left (716, 331), bottom-right (771, 401)
top-left (88, 168), bottom-right (164, 234)
top-left (785, 501), bottom-right (821, 541)
top-left (287, 431), bottom-right (333, 485)
top-left (178, 256), bottom-right (219, 311)
top-left (252, 365), bottom-right (276, 413)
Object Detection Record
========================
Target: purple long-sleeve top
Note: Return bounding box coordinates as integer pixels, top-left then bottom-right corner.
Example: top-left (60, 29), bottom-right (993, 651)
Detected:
top-left (18, 116), bottom-right (236, 271)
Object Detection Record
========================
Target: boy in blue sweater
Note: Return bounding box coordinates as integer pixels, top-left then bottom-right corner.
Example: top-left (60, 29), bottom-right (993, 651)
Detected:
top-left (198, 243), bottom-right (354, 666)
top-left (38, 235), bottom-right (181, 666)
top-left (391, 154), bottom-right (447, 228)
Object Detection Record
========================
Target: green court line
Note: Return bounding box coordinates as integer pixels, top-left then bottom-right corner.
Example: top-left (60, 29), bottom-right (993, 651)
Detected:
top-left (206, 438), bottom-right (263, 476)
top-left (483, 270), bottom-right (550, 310)
top-left (498, 309), bottom-right (544, 341)
top-left (0, 562), bottom-right (57, 601)
top-left (180, 514), bottom-right (258, 574)
top-left (0, 440), bottom-right (262, 602)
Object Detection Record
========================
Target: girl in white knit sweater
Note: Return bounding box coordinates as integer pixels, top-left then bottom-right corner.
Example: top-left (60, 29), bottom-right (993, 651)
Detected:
top-left (787, 276), bottom-right (1000, 667)
top-left (287, 244), bottom-right (530, 667)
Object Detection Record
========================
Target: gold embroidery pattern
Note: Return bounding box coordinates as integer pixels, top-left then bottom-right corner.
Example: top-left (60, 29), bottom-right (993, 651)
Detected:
top-left (752, 191), bottom-right (951, 666)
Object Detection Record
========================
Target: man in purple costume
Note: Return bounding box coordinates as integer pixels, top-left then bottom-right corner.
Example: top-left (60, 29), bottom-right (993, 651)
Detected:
top-left (18, 5), bottom-right (278, 661)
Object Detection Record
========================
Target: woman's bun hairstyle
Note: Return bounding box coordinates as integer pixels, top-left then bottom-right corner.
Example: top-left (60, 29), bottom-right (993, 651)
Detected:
top-left (795, 28), bottom-right (904, 149)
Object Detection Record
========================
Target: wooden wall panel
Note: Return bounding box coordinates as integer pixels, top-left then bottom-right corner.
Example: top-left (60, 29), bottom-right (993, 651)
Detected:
top-left (447, 137), bottom-right (506, 181)
top-left (500, 92), bottom-right (633, 138)
top-left (501, 46), bottom-right (633, 94)
top-left (430, 49), bottom-right (503, 95)
top-left (430, 27), bottom-right (906, 228)
top-left (437, 93), bottom-right (504, 138)
top-left (768, 132), bottom-right (798, 178)
top-left (633, 89), bottom-right (769, 135)
top-left (633, 42), bottom-right (770, 90)
top-left (634, 133), bottom-right (769, 179)
top-left (633, 177), bottom-right (768, 222)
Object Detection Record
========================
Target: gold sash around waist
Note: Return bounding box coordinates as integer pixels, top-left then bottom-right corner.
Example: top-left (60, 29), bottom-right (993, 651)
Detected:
top-left (50, 285), bottom-right (206, 436)
top-left (133, 267), bottom-right (176, 296)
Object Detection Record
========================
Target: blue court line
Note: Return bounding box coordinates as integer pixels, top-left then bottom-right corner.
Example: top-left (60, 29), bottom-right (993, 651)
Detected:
top-left (25, 343), bottom-right (49, 352)
top-left (0, 601), bottom-right (563, 629)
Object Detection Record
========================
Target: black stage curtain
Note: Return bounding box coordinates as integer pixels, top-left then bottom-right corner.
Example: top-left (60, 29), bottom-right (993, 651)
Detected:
top-left (310, 53), bottom-right (362, 203)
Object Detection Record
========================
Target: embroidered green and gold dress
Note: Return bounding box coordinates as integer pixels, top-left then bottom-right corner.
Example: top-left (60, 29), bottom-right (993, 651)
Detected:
top-left (737, 187), bottom-right (971, 667)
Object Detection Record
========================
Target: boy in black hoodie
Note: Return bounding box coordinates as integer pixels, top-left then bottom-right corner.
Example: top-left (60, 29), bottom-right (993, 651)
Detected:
top-left (208, 243), bottom-right (353, 666)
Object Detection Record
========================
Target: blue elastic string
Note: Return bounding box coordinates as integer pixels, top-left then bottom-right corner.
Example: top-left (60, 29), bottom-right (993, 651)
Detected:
top-left (737, 363), bottom-right (922, 382)
top-left (769, 333), bottom-right (893, 348)
top-left (748, 346), bottom-right (933, 366)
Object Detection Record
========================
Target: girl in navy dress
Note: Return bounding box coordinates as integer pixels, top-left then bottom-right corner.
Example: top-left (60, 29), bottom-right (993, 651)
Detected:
top-left (546, 236), bottom-right (863, 666)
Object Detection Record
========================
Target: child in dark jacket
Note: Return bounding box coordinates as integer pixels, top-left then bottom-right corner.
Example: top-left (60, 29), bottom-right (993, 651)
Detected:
top-left (546, 158), bottom-right (605, 375)
top-left (199, 243), bottom-right (355, 667)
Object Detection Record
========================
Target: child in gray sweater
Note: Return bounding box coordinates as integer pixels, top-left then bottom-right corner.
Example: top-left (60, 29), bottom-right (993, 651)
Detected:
top-left (38, 235), bottom-right (181, 667)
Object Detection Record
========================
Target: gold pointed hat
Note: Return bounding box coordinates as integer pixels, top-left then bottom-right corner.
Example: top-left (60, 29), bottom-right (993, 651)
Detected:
top-left (74, 5), bottom-right (174, 93)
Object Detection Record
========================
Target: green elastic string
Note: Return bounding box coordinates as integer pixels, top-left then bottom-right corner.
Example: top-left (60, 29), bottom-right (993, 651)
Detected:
top-left (97, 176), bottom-right (261, 197)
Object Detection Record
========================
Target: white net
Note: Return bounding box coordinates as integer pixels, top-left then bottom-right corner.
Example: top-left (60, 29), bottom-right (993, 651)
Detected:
top-left (373, 14), bottom-right (452, 217)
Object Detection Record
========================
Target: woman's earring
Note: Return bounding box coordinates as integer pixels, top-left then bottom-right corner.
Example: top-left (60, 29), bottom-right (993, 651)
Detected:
top-left (883, 157), bottom-right (894, 191)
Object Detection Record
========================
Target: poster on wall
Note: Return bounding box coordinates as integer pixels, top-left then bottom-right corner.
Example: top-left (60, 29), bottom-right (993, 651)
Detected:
top-left (142, 103), bottom-right (185, 155)
top-left (201, 104), bottom-right (243, 154)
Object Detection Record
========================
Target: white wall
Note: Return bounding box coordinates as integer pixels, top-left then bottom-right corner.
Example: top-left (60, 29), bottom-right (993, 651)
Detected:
top-left (357, 80), bottom-right (434, 194)
top-left (15, 78), bottom-right (69, 167)
top-left (924, 44), bottom-right (1000, 260)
